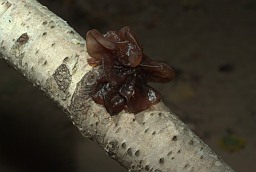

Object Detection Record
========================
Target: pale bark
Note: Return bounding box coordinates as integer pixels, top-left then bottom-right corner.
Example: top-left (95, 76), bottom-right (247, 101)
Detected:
top-left (0, 0), bottom-right (235, 171)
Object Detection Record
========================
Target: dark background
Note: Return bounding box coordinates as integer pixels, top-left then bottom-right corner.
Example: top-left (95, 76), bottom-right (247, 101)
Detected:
top-left (1, 0), bottom-right (256, 171)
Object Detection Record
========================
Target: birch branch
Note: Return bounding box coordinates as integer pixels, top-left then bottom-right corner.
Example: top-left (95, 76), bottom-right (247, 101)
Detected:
top-left (0, 0), bottom-right (235, 171)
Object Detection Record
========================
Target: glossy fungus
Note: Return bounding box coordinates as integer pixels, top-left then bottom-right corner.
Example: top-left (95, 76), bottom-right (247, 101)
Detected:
top-left (86, 26), bottom-right (175, 115)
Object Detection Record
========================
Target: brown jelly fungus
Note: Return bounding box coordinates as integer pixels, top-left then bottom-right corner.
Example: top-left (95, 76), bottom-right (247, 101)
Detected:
top-left (86, 26), bottom-right (175, 115)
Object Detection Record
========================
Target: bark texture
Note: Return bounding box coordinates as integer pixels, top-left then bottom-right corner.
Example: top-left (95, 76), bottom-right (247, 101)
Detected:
top-left (0, 0), bottom-right (235, 171)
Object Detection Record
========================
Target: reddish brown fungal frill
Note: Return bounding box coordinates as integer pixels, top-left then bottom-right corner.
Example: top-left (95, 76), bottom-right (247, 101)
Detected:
top-left (86, 26), bottom-right (175, 115)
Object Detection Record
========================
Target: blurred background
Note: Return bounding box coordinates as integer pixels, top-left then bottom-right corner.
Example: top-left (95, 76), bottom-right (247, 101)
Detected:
top-left (1, 0), bottom-right (256, 171)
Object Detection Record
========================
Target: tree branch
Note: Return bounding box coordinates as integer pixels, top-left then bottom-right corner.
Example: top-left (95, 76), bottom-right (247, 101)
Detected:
top-left (0, 0), bottom-right (235, 171)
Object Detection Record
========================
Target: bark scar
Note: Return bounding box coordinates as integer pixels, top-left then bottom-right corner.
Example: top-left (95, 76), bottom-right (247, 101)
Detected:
top-left (17, 33), bottom-right (29, 45)
top-left (53, 64), bottom-right (71, 93)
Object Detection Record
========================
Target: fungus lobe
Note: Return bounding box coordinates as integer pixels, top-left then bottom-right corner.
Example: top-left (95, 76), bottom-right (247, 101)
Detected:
top-left (86, 26), bottom-right (175, 115)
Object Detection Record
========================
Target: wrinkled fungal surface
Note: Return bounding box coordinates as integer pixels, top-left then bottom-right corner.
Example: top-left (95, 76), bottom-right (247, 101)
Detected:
top-left (86, 26), bottom-right (175, 115)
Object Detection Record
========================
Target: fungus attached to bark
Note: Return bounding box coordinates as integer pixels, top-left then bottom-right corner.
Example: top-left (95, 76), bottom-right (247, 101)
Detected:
top-left (86, 26), bottom-right (175, 115)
